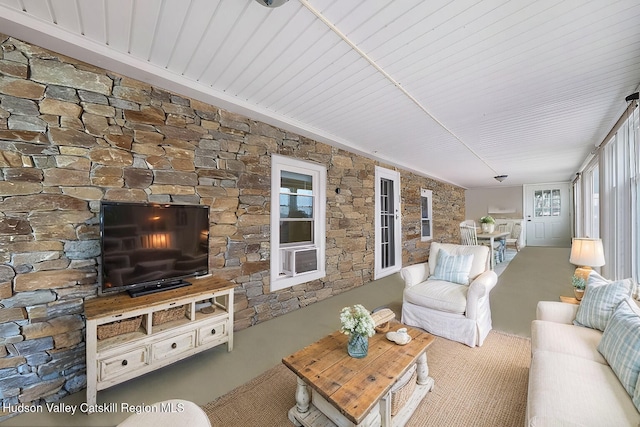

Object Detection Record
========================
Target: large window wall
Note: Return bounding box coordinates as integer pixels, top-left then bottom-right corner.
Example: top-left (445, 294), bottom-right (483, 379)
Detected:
top-left (574, 105), bottom-right (639, 282)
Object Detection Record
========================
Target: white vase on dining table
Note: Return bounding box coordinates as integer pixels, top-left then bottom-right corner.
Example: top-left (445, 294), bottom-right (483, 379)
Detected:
top-left (481, 223), bottom-right (495, 233)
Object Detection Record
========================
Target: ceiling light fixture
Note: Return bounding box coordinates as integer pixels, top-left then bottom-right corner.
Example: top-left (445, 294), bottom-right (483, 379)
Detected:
top-left (494, 175), bottom-right (508, 183)
top-left (254, 0), bottom-right (289, 7)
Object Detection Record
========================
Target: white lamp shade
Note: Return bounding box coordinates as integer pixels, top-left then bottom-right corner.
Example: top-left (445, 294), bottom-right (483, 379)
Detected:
top-left (569, 238), bottom-right (605, 267)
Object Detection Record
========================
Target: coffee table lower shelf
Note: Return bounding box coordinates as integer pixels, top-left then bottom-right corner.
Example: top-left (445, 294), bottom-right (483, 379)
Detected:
top-left (288, 376), bottom-right (434, 427)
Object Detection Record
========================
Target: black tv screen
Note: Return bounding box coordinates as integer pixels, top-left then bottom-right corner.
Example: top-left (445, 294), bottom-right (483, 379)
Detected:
top-left (100, 201), bottom-right (209, 297)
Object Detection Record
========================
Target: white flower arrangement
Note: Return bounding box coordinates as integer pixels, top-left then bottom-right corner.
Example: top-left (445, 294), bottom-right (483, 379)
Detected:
top-left (340, 304), bottom-right (376, 337)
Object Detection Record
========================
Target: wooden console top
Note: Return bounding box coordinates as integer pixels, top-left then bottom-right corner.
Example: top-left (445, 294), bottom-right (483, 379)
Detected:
top-left (85, 275), bottom-right (236, 320)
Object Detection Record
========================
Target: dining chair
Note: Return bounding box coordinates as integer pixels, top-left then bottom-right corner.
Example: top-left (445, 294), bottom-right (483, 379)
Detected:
top-left (470, 223), bottom-right (503, 264)
top-left (459, 222), bottom-right (478, 245)
top-left (505, 222), bottom-right (522, 251)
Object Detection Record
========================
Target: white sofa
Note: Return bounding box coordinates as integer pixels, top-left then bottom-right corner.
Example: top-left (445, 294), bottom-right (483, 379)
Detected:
top-left (400, 242), bottom-right (498, 347)
top-left (527, 301), bottom-right (640, 426)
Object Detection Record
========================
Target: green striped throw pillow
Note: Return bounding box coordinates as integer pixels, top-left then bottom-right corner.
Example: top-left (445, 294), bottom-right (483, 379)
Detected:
top-left (574, 278), bottom-right (633, 331)
top-left (431, 250), bottom-right (474, 285)
top-left (597, 299), bottom-right (640, 402)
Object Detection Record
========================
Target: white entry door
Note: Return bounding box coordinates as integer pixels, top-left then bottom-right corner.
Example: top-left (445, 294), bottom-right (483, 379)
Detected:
top-left (374, 167), bottom-right (402, 279)
top-left (524, 183), bottom-right (571, 247)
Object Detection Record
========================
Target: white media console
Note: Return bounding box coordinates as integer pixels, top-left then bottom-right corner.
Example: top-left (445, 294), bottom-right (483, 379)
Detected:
top-left (84, 276), bottom-right (235, 407)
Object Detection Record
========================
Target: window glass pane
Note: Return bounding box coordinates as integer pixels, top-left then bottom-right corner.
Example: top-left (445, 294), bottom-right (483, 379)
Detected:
top-left (420, 189), bottom-right (433, 241)
top-left (534, 189), bottom-right (561, 217)
top-left (280, 194), bottom-right (313, 218)
top-left (543, 190), bottom-right (550, 216)
top-left (422, 220), bottom-right (431, 237)
top-left (281, 171), bottom-right (312, 194)
top-left (552, 189), bottom-right (561, 216)
top-left (280, 220), bottom-right (313, 244)
top-left (421, 196), bottom-right (430, 219)
top-left (380, 178), bottom-right (393, 214)
top-left (534, 190), bottom-right (543, 216)
top-left (379, 178), bottom-right (395, 268)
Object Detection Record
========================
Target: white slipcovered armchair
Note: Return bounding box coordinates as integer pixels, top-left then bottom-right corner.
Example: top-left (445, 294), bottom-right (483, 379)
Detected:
top-left (401, 242), bottom-right (498, 347)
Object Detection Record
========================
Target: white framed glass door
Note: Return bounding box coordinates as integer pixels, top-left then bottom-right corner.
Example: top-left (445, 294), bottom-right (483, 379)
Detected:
top-left (375, 166), bottom-right (401, 279)
top-left (524, 183), bottom-right (571, 247)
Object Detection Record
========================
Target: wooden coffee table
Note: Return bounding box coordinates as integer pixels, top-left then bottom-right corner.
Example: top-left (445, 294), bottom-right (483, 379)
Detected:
top-left (282, 323), bottom-right (435, 427)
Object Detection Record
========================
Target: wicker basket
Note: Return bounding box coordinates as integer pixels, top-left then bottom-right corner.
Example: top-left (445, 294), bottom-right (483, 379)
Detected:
top-left (97, 316), bottom-right (142, 340)
top-left (390, 367), bottom-right (417, 416)
top-left (152, 305), bottom-right (186, 325)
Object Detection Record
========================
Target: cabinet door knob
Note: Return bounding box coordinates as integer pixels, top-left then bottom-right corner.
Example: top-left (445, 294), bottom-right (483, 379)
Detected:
top-left (122, 360), bottom-right (128, 366)
top-left (171, 343), bottom-right (177, 349)
top-left (211, 328), bottom-right (216, 335)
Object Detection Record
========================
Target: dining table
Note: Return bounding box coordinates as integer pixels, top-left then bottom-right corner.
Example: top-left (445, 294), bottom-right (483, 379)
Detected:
top-left (476, 230), bottom-right (510, 269)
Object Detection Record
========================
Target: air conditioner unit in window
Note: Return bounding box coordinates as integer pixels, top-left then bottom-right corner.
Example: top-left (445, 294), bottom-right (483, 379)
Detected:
top-left (282, 247), bottom-right (317, 276)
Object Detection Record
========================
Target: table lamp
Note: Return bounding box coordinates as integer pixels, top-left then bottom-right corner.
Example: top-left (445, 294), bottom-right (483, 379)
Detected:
top-left (569, 238), bottom-right (605, 281)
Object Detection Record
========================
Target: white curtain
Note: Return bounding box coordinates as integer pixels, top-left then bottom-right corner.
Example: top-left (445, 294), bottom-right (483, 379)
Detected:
top-left (573, 176), bottom-right (582, 237)
top-left (574, 159), bottom-right (599, 240)
top-left (585, 163), bottom-right (599, 239)
top-left (632, 109), bottom-right (640, 283)
top-left (599, 107), bottom-right (638, 281)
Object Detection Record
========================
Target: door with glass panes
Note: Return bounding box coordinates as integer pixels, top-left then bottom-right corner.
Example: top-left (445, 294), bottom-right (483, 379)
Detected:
top-left (524, 183), bottom-right (571, 246)
top-left (374, 167), bottom-right (401, 279)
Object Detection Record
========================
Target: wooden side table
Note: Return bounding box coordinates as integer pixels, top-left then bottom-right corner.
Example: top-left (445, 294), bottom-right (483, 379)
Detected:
top-left (559, 296), bottom-right (580, 305)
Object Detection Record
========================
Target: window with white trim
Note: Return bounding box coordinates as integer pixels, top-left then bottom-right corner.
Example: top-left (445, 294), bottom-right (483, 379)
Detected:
top-left (270, 155), bottom-right (326, 291)
top-left (420, 189), bottom-right (433, 241)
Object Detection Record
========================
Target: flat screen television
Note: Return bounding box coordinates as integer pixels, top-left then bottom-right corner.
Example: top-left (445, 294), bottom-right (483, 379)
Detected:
top-left (100, 201), bottom-right (210, 297)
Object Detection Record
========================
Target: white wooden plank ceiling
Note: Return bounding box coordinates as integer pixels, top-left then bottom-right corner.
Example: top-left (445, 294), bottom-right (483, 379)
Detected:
top-left (1, 0), bottom-right (639, 188)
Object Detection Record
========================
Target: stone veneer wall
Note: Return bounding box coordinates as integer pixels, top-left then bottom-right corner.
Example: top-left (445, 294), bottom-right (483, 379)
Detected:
top-left (0, 35), bottom-right (465, 413)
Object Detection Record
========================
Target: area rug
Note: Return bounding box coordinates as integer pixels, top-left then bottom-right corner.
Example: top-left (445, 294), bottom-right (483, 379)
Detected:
top-left (201, 330), bottom-right (530, 426)
top-left (494, 248), bottom-right (518, 276)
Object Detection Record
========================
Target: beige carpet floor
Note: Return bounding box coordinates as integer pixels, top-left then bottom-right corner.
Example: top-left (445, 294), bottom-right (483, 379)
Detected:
top-left (491, 246), bottom-right (573, 338)
top-left (201, 330), bottom-right (531, 427)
